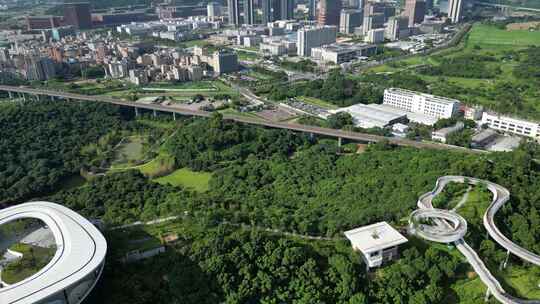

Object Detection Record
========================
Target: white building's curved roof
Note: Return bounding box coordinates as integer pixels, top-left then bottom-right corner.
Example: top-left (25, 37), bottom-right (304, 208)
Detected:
top-left (0, 201), bottom-right (107, 304)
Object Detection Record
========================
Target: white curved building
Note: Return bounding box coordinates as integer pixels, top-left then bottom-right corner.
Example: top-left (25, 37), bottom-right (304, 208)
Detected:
top-left (0, 202), bottom-right (107, 304)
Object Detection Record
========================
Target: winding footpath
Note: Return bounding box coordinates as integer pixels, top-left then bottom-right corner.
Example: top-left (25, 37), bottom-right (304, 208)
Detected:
top-left (411, 176), bottom-right (540, 304)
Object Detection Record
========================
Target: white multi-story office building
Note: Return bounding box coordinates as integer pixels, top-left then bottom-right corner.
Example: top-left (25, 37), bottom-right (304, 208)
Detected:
top-left (207, 2), bottom-right (220, 20)
top-left (339, 9), bottom-right (363, 34)
top-left (386, 16), bottom-right (409, 41)
top-left (365, 28), bottom-right (385, 43)
top-left (383, 88), bottom-right (461, 119)
top-left (448, 0), bottom-right (462, 23)
top-left (297, 26), bottom-right (337, 57)
top-left (481, 112), bottom-right (540, 140)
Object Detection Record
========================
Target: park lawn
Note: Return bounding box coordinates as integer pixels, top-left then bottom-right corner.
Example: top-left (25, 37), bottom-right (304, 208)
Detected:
top-left (468, 24), bottom-right (540, 47)
top-left (237, 50), bottom-right (260, 61)
top-left (219, 108), bottom-right (263, 119)
top-left (2, 243), bottom-right (56, 285)
top-left (144, 81), bottom-right (218, 91)
top-left (448, 276), bottom-right (494, 304)
top-left (297, 96), bottom-right (339, 110)
top-left (247, 71), bottom-right (275, 80)
top-left (181, 39), bottom-right (211, 48)
top-left (154, 168), bottom-right (213, 192)
top-left (495, 266), bottom-right (540, 300)
top-left (137, 153), bottom-right (176, 177)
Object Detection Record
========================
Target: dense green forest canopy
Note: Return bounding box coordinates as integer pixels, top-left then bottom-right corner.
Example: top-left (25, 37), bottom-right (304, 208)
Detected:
top-left (47, 114), bottom-right (540, 255)
top-left (88, 218), bottom-right (464, 304)
top-left (1, 101), bottom-right (539, 303)
top-left (0, 101), bottom-right (129, 205)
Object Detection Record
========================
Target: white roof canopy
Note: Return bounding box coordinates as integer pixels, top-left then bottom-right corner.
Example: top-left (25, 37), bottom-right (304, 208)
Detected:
top-left (344, 222), bottom-right (408, 254)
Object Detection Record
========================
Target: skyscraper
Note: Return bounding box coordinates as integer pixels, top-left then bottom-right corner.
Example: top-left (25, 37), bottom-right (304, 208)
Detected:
top-left (24, 56), bottom-right (56, 81)
top-left (64, 3), bottom-right (92, 30)
top-left (340, 9), bottom-right (363, 34)
top-left (404, 0), bottom-right (426, 27)
top-left (262, 0), bottom-right (273, 23)
top-left (309, 0), bottom-right (317, 20)
top-left (207, 2), bottom-right (221, 21)
top-left (448, 0), bottom-right (462, 23)
top-left (297, 26), bottom-right (337, 56)
top-left (244, 0), bottom-right (255, 24)
top-left (227, 0), bottom-right (240, 25)
top-left (386, 16), bottom-right (409, 40)
top-left (279, 0), bottom-right (294, 20)
top-left (318, 0), bottom-right (341, 26)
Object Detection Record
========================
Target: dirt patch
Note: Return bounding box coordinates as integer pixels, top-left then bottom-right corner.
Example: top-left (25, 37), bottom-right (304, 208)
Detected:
top-left (506, 21), bottom-right (540, 31)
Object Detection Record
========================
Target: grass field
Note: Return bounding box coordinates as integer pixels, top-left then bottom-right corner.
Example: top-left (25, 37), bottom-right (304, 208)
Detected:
top-left (2, 243), bottom-right (56, 285)
top-left (154, 168), bottom-right (212, 192)
top-left (468, 24), bottom-right (540, 47)
top-left (297, 96), bottom-right (339, 110)
top-left (144, 81), bottom-right (218, 91)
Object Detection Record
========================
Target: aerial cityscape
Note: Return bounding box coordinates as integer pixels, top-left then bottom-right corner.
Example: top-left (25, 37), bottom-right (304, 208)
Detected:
top-left (0, 0), bottom-right (539, 303)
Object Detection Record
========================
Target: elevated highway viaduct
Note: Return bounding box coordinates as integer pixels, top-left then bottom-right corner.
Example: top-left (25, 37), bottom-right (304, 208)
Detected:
top-left (0, 85), bottom-right (485, 154)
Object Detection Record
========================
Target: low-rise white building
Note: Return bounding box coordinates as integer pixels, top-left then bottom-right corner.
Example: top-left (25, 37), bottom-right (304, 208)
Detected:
top-left (345, 222), bottom-right (408, 270)
top-left (383, 88), bottom-right (461, 120)
top-left (431, 122), bottom-right (464, 143)
top-left (481, 112), bottom-right (540, 141)
top-left (311, 43), bottom-right (377, 64)
top-left (328, 104), bottom-right (408, 129)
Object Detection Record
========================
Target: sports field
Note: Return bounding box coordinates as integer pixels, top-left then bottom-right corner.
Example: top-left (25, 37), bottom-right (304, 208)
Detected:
top-left (467, 24), bottom-right (540, 47)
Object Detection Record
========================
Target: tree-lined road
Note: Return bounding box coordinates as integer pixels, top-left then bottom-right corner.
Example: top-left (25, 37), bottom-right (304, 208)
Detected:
top-left (0, 85), bottom-right (484, 153)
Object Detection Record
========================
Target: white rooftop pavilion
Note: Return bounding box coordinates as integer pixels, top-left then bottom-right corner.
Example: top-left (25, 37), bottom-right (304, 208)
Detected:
top-left (344, 222), bottom-right (408, 269)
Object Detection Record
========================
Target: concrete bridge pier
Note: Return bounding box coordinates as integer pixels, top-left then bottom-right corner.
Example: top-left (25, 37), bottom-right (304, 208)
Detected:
top-left (8, 91), bottom-right (12, 99)
top-left (134, 107), bottom-right (139, 117)
top-left (338, 137), bottom-right (342, 148)
top-left (173, 112), bottom-right (176, 121)
top-left (153, 109), bottom-right (157, 118)
top-left (500, 250), bottom-right (510, 270)
top-left (484, 289), bottom-right (491, 302)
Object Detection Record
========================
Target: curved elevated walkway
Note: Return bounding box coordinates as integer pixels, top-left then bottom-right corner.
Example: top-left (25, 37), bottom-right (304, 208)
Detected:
top-left (411, 176), bottom-right (540, 304)
top-left (0, 202), bottom-right (107, 304)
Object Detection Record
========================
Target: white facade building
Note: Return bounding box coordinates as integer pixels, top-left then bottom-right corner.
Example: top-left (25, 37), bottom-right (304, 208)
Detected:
top-left (432, 122), bottom-right (465, 143)
top-left (481, 112), bottom-right (540, 141)
top-left (448, 0), bottom-right (463, 23)
top-left (383, 88), bottom-right (461, 120)
top-left (345, 222), bottom-right (408, 269)
top-left (297, 26), bottom-right (337, 57)
top-left (365, 28), bottom-right (385, 44)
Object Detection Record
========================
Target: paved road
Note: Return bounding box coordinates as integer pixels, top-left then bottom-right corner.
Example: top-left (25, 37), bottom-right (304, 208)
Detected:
top-left (472, 1), bottom-right (540, 12)
top-left (414, 176), bottom-right (540, 304)
top-left (0, 85), bottom-right (484, 153)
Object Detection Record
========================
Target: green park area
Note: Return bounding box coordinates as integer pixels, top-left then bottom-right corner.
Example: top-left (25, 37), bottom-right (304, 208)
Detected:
top-left (103, 80), bottom-right (238, 102)
top-left (110, 136), bottom-right (148, 168)
top-left (1, 243), bottom-right (56, 285)
top-left (435, 184), bottom-right (540, 302)
top-left (468, 23), bottom-right (540, 47)
top-left (154, 168), bottom-right (212, 192)
top-left (360, 22), bottom-right (540, 120)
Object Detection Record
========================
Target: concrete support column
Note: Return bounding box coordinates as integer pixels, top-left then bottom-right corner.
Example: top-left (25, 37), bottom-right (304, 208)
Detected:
top-left (484, 289), bottom-right (491, 302)
top-left (153, 109), bottom-right (157, 118)
top-left (500, 250), bottom-right (510, 270)
top-left (135, 107), bottom-right (139, 117)
top-left (8, 91), bottom-right (12, 99)
top-left (338, 137), bottom-right (342, 148)
top-left (173, 112), bottom-right (176, 121)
